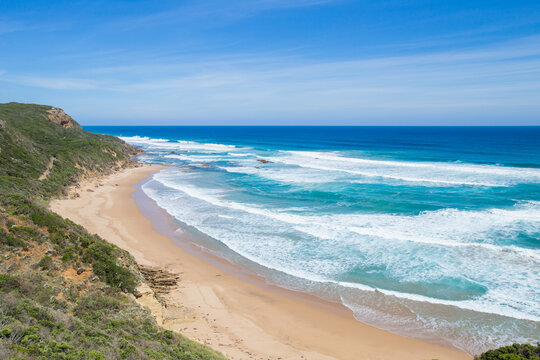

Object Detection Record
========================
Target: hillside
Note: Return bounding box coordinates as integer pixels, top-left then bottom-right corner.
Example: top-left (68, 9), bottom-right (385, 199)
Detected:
top-left (0, 103), bottom-right (226, 359)
top-left (0, 102), bottom-right (140, 198)
top-left (0, 102), bottom-right (536, 360)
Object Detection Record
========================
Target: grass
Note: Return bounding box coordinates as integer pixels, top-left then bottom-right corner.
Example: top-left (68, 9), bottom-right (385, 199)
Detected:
top-left (0, 272), bottom-right (226, 359)
top-left (0, 102), bottom-right (139, 199)
top-left (0, 102), bottom-right (226, 359)
top-left (0, 102), bottom-right (535, 359)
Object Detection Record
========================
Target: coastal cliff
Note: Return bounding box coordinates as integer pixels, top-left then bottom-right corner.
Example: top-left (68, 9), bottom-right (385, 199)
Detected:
top-left (0, 102), bottom-right (142, 197)
top-left (0, 103), bottom-right (225, 359)
top-left (0, 102), bottom-right (536, 360)
top-left (45, 107), bottom-right (81, 129)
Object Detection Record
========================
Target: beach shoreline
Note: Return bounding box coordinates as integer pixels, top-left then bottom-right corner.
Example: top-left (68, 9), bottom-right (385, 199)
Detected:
top-left (50, 164), bottom-right (471, 360)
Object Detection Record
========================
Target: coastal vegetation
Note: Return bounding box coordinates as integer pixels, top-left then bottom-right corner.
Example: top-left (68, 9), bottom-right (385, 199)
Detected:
top-left (475, 343), bottom-right (540, 360)
top-left (0, 102), bottom-right (139, 198)
top-left (0, 102), bottom-right (536, 359)
top-left (0, 102), bottom-right (225, 359)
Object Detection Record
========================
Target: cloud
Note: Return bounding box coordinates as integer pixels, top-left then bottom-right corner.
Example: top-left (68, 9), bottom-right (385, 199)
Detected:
top-left (89, 35), bottom-right (540, 95)
top-left (2, 35), bottom-right (539, 123)
top-left (0, 20), bottom-right (31, 35)
top-left (2, 75), bottom-right (100, 90)
top-left (109, 0), bottom-right (335, 30)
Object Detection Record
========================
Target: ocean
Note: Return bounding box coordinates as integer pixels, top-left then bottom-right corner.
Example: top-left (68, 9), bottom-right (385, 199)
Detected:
top-left (86, 126), bottom-right (540, 354)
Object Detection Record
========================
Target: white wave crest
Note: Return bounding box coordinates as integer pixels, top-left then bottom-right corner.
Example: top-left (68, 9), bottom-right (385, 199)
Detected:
top-left (267, 151), bottom-right (540, 187)
top-left (120, 136), bottom-right (245, 153)
top-left (141, 170), bottom-right (540, 325)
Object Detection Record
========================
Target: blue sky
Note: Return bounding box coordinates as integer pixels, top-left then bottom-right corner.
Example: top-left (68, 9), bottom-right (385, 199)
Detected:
top-left (1, 0), bottom-right (539, 125)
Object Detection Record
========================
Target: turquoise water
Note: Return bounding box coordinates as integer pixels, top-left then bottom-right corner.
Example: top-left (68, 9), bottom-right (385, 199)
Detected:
top-left (88, 126), bottom-right (540, 354)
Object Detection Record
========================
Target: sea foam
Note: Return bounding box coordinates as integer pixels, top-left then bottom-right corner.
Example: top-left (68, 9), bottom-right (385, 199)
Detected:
top-left (119, 133), bottom-right (540, 354)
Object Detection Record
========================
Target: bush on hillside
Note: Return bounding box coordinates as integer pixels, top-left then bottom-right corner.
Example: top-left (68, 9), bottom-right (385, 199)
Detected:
top-left (476, 343), bottom-right (540, 360)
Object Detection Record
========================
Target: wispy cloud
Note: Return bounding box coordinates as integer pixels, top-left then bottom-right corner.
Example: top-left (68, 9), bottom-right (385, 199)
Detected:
top-left (109, 0), bottom-right (335, 30)
top-left (0, 20), bottom-right (32, 35)
top-left (1, 35), bottom-right (539, 123)
top-left (2, 75), bottom-right (100, 90)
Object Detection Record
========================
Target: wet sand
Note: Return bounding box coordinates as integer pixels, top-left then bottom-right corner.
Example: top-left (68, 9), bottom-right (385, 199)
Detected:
top-left (50, 165), bottom-right (471, 360)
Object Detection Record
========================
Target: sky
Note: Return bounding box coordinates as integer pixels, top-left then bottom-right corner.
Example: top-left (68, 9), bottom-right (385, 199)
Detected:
top-left (0, 0), bottom-right (540, 125)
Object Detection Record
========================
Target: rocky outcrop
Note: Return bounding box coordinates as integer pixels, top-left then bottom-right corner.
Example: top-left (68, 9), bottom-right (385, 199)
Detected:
top-left (138, 265), bottom-right (180, 295)
top-left (46, 107), bottom-right (81, 129)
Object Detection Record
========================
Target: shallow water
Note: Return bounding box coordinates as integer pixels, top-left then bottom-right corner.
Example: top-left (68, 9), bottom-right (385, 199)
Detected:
top-left (87, 126), bottom-right (540, 354)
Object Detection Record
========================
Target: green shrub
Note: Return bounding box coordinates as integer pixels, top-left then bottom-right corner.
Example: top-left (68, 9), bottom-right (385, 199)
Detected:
top-left (0, 103), bottom-right (226, 359)
top-left (0, 274), bottom-right (20, 292)
top-left (0, 272), bottom-right (226, 360)
top-left (0, 228), bottom-right (27, 248)
top-left (62, 251), bottom-right (76, 262)
top-left (37, 255), bottom-right (54, 270)
top-left (82, 242), bottom-right (138, 293)
top-left (8, 225), bottom-right (45, 244)
top-left (31, 209), bottom-right (65, 230)
top-left (477, 343), bottom-right (540, 360)
top-left (0, 102), bottom-right (138, 198)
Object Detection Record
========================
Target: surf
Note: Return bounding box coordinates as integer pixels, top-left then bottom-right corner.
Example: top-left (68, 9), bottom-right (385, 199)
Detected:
top-left (100, 126), bottom-right (540, 354)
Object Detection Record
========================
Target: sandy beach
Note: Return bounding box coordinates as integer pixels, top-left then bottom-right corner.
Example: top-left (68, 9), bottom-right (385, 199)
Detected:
top-left (50, 165), bottom-right (471, 360)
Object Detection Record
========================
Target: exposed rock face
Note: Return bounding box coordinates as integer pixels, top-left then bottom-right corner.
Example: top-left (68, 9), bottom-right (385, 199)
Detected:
top-left (138, 265), bottom-right (180, 295)
top-left (46, 107), bottom-right (81, 129)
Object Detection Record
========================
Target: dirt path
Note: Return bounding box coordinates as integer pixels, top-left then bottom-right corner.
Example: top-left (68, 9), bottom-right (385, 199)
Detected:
top-left (38, 156), bottom-right (56, 180)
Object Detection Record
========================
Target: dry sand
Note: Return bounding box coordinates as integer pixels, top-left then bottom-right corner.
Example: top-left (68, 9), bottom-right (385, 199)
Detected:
top-left (50, 165), bottom-right (471, 360)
